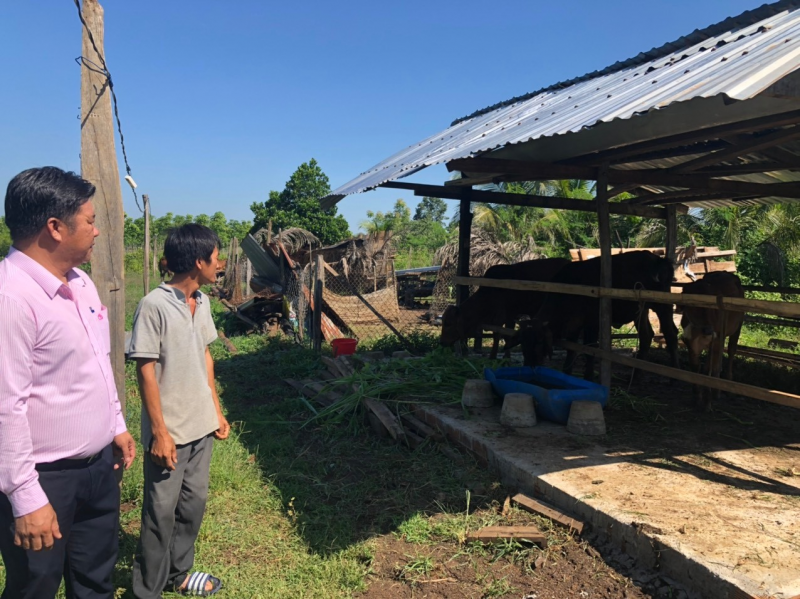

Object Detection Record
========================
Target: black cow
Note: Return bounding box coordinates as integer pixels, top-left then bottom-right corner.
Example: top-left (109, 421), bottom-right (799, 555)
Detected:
top-left (520, 251), bottom-right (679, 381)
top-left (440, 258), bottom-right (570, 358)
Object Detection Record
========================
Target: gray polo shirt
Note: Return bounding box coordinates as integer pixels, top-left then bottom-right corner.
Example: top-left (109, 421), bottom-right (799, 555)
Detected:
top-left (129, 283), bottom-right (219, 447)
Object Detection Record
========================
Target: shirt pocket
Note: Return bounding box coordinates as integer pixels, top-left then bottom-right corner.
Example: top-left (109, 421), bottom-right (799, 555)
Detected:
top-left (93, 305), bottom-right (111, 356)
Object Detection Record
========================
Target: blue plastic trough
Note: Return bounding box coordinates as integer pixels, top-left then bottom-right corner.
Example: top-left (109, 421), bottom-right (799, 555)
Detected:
top-left (484, 366), bottom-right (608, 425)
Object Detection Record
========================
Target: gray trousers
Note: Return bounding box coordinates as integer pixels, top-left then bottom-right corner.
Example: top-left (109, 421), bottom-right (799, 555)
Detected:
top-left (132, 435), bottom-right (213, 599)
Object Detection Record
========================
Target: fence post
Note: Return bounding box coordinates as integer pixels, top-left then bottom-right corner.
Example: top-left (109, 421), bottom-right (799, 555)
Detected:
top-left (313, 255), bottom-right (324, 352)
top-left (152, 234), bottom-right (158, 278)
top-left (596, 165), bottom-right (613, 389)
top-left (143, 194), bottom-right (150, 294)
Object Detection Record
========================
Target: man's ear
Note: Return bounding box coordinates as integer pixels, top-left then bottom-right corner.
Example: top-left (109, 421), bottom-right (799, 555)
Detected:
top-left (47, 217), bottom-right (64, 242)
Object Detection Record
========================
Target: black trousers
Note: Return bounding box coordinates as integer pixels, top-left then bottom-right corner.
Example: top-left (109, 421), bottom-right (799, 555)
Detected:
top-left (0, 446), bottom-right (120, 599)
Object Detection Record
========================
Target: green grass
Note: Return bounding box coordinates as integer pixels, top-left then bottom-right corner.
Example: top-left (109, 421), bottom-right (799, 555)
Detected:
top-left (0, 274), bottom-right (509, 597)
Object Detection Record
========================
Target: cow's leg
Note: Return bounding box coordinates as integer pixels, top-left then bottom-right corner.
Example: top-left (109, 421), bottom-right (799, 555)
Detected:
top-left (725, 326), bottom-right (742, 381)
top-left (489, 333), bottom-right (500, 360)
top-left (473, 330), bottom-right (484, 356)
top-left (562, 330), bottom-right (580, 377)
top-left (582, 325), bottom-right (599, 382)
top-left (501, 318), bottom-right (516, 359)
top-left (685, 340), bottom-right (705, 409)
top-left (653, 303), bottom-right (679, 370)
top-left (635, 308), bottom-right (654, 362)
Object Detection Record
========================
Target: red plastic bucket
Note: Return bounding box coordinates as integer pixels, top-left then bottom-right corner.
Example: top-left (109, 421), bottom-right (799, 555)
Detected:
top-left (331, 338), bottom-right (358, 357)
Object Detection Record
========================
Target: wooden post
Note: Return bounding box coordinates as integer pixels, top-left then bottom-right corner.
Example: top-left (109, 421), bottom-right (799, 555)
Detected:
top-left (456, 195), bottom-right (472, 307)
top-left (152, 233), bottom-right (158, 276)
top-left (665, 205), bottom-right (678, 273)
top-left (267, 219), bottom-right (272, 244)
top-left (80, 0), bottom-right (125, 409)
top-left (313, 255), bottom-right (324, 352)
top-left (245, 257), bottom-right (252, 295)
top-left (143, 194), bottom-right (150, 295)
top-left (596, 166), bottom-right (613, 388)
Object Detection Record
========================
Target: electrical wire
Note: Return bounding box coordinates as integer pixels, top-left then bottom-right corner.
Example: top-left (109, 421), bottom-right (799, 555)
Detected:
top-left (72, 0), bottom-right (142, 213)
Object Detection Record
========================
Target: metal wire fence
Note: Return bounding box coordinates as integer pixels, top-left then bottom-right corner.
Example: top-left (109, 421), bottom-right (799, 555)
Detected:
top-left (313, 260), bottom-right (442, 345)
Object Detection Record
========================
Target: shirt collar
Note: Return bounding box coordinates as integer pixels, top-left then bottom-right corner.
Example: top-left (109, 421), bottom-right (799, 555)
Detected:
top-left (159, 282), bottom-right (202, 304)
top-left (5, 247), bottom-right (81, 299)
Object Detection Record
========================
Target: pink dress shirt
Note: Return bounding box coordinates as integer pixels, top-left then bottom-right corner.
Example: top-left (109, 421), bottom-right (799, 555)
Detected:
top-left (0, 248), bottom-right (127, 517)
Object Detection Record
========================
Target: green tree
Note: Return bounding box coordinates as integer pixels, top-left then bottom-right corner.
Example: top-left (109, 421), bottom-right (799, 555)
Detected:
top-left (361, 199), bottom-right (411, 233)
top-left (0, 217), bottom-right (12, 257)
top-left (413, 197), bottom-right (448, 223)
top-left (250, 159), bottom-right (351, 245)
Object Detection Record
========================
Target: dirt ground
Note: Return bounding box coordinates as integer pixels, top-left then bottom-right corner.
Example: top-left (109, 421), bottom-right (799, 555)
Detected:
top-left (408, 349), bottom-right (800, 598)
top-left (358, 520), bottom-right (666, 599)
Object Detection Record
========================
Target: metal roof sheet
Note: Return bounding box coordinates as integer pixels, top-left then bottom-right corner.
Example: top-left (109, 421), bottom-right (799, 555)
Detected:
top-left (323, 0), bottom-right (800, 209)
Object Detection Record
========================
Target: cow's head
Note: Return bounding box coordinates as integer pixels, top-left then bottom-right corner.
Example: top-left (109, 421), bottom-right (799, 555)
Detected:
top-left (650, 257), bottom-right (674, 289)
top-left (680, 311), bottom-right (716, 356)
top-left (440, 305), bottom-right (461, 347)
top-left (519, 319), bottom-right (553, 367)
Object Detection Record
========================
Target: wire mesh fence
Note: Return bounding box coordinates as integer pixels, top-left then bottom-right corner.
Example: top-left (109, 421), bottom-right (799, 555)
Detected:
top-left (311, 259), bottom-right (444, 346)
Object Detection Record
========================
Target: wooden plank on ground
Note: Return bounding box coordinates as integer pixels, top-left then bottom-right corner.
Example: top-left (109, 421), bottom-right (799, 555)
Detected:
top-left (364, 398), bottom-right (406, 443)
top-left (466, 526), bottom-right (546, 546)
top-left (400, 413), bottom-right (444, 441)
top-left (770, 339), bottom-right (800, 350)
top-left (321, 356), bottom-right (345, 378)
top-left (512, 493), bottom-right (585, 535)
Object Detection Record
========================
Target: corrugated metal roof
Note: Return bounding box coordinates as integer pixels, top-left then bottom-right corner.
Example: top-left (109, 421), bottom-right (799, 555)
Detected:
top-left (323, 0), bottom-right (800, 208)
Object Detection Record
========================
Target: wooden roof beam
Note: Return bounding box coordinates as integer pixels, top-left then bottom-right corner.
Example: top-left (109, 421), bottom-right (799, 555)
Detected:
top-left (445, 157), bottom-right (800, 198)
top-left (668, 125), bottom-right (800, 172)
top-left (565, 108), bottom-right (800, 166)
top-left (379, 181), bottom-right (676, 218)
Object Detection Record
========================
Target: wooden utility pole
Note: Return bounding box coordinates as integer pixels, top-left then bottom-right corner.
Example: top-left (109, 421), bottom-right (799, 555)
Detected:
top-left (313, 255), bottom-right (324, 352)
top-left (143, 194), bottom-right (150, 294)
top-left (596, 166), bottom-right (613, 389)
top-left (80, 0), bottom-right (125, 408)
top-left (152, 234), bottom-right (158, 276)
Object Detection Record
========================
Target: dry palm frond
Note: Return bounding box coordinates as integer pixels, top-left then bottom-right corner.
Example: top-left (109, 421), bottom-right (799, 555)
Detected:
top-left (275, 228), bottom-right (321, 253)
top-left (434, 227), bottom-right (545, 276)
top-left (336, 231), bottom-right (396, 279)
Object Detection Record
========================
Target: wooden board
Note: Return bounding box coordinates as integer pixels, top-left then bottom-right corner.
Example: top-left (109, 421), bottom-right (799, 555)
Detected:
top-left (466, 526), bottom-right (546, 546)
top-left (453, 276), bottom-right (800, 319)
top-left (688, 261), bottom-right (737, 274)
top-left (560, 340), bottom-right (800, 409)
top-left (512, 494), bottom-right (585, 535)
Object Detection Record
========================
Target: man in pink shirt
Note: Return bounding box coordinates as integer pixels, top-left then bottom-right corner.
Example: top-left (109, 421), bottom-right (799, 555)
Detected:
top-left (0, 167), bottom-right (136, 599)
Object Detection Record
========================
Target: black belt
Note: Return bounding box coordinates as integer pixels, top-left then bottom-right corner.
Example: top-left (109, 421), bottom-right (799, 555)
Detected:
top-left (35, 452), bottom-right (102, 472)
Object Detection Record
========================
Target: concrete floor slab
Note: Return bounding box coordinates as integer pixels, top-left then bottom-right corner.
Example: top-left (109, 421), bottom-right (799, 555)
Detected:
top-left (416, 404), bottom-right (800, 599)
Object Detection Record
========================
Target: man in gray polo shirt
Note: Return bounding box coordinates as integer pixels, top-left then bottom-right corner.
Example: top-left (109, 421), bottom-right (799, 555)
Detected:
top-left (129, 224), bottom-right (230, 598)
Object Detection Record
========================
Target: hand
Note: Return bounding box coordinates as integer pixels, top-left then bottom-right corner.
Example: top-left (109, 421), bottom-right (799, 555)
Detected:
top-left (150, 432), bottom-right (178, 470)
top-left (214, 413), bottom-right (230, 440)
top-left (112, 431), bottom-right (136, 470)
top-left (14, 503), bottom-right (61, 551)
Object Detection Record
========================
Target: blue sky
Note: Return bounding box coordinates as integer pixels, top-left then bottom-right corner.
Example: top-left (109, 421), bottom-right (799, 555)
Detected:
top-left (0, 0), bottom-right (758, 232)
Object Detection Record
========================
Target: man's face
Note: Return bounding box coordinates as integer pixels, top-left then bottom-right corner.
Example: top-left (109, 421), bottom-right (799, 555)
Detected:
top-left (60, 201), bottom-right (99, 266)
top-left (197, 247), bottom-right (219, 286)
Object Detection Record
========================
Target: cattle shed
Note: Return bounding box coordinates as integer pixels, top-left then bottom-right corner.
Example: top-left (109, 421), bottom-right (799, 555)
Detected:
top-left (324, 0), bottom-right (800, 409)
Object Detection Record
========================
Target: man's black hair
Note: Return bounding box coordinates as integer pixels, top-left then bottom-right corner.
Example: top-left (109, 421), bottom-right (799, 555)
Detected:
top-left (163, 224), bottom-right (220, 274)
top-left (4, 167), bottom-right (96, 242)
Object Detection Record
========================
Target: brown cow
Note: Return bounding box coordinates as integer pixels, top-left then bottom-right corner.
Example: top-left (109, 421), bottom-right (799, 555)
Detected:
top-left (679, 272), bottom-right (744, 411)
top-left (158, 256), bottom-right (171, 280)
top-left (440, 258), bottom-right (570, 359)
top-left (520, 251), bottom-right (679, 381)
